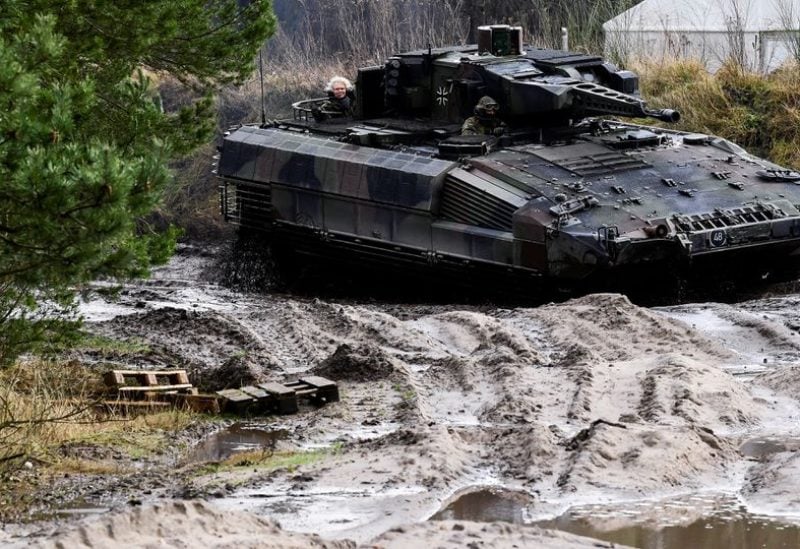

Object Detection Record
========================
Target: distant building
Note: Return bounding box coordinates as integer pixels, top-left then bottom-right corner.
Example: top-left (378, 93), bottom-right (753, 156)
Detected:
top-left (603, 0), bottom-right (800, 72)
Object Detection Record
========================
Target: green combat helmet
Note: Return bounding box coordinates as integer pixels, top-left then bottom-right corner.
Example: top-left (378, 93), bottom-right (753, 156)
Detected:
top-left (475, 96), bottom-right (500, 117)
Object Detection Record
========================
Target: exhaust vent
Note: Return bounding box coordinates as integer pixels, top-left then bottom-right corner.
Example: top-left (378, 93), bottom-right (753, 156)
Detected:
top-left (439, 167), bottom-right (527, 231)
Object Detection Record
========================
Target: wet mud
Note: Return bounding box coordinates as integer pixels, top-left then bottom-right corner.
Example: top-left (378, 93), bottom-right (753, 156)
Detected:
top-left (5, 242), bottom-right (800, 548)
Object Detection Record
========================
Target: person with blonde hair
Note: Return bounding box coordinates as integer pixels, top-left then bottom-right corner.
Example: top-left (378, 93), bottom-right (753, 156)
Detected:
top-left (312, 76), bottom-right (355, 121)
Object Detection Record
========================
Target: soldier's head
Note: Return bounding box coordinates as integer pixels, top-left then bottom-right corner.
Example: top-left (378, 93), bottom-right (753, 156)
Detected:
top-left (475, 96), bottom-right (500, 118)
top-left (325, 76), bottom-right (353, 99)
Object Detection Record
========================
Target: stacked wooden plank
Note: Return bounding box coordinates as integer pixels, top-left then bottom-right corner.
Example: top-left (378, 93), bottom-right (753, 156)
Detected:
top-left (102, 369), bottom-right (339, 416)
top-left (102, 369), bottom-right (207, 413)
top-left (104, 369), bottom-right (196, 398)
top-left (215, 376), bottom-right (339, 415)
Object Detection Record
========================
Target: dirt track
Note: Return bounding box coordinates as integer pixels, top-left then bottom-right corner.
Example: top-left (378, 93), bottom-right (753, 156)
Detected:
top-left (5, 243), bottom-right (800, 548)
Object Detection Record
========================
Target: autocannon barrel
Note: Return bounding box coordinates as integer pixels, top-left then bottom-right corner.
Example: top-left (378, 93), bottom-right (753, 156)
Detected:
top-left (533, 79), bottom-right (682, 125)
top-left (645, 109), bottom-right (681, 123)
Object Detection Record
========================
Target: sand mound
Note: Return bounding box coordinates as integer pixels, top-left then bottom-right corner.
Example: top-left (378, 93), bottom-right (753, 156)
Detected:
top-left (533, 293), bottom-right (733, 364)
top-left (197, 353), bottom-right (263, 391)
top-left (752, 365), bottom-right (800, 399)
top-left (742, 451), bottom-right (800, 515)
top-left (312, 343), bottom-right (403, 382)
top-left (19, 500), bottom-right (633, 549)
top-left (479, 425), bottom-right (560, 482)
top-left (742, 450), bottom-right (800, 517)
top-left (99, 307), bottom-right (281, 370)
top-left (556, 421), bottom-right (738, 495)
top-left (369, 520), bottom-right (632, 549)
top-left (413, 310), bottom-right (545, 362)
top-left (26, 500), bottom-right (355, 548)
top-left (717, 308), bottom-right (800, 352)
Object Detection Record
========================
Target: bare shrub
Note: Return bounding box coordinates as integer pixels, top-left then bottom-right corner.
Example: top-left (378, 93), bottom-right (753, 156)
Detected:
top-left (0, 359), bottom-right (195, 476)
top-left (775, 0), bottom-right (800, 64)
top-left (0, 360), bottom-right (99, 470)
top-left (269, 0), bottom-right (470, 66)
top-left (267, 0), bottom-right (633, 63)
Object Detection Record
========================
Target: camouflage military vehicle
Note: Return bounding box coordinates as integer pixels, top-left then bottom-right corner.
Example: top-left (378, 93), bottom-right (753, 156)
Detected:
top-left (217, 25), bottom-right (800, 297)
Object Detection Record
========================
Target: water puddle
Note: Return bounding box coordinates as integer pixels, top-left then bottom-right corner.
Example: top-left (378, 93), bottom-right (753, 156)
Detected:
top-left (184, 423), bottom-right (288, 464)
top-left (539, 504), bottom-right (800, 549)
top-left (430, 487), bottom-right (534, 523)
top-left (740, 437), bottom-right (800, 460)
top-left (431, 489), bottom-right (800, 548)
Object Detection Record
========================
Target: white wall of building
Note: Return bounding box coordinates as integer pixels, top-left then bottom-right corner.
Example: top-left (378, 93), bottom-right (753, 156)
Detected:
top-left (603, 0), bottom-right (800, 72)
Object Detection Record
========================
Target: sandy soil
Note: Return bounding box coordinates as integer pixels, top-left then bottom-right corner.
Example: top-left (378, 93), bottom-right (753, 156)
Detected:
top-left (4, 243), bottom-right (800, 548)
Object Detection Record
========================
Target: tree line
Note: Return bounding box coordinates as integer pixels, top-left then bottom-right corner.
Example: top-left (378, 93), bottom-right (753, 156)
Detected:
top-left (266, 0), bottom-right (638, 67)
top-left (0, 1), bottom-right (275, 366)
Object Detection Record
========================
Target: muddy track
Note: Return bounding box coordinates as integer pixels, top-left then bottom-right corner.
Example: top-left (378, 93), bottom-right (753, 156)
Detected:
top-left (7, 243), bottom-right (800, 548)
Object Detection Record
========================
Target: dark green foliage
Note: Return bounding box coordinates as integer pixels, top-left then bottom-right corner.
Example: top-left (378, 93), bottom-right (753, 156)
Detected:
top-left (0, 1), bottom-right (276, 366)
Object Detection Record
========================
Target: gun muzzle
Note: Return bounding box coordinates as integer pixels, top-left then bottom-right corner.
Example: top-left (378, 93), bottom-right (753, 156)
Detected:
top-left (648, 109), bottom-right (680, 123)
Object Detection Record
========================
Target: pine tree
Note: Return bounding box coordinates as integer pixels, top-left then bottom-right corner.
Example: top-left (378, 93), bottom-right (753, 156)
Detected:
top-left (0, 2), bottom-right (276, 365)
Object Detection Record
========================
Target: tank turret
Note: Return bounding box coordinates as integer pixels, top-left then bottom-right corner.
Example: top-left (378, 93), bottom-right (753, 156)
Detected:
top-left (353, 24), bottom-right (679, 130)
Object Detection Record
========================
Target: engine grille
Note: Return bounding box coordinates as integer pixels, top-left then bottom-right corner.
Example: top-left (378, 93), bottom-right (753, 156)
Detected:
top-left (558, 151), bottom-right (649, 176)
top-left (439, 175), bottom-right (516, 231)
top-left (219, 179), bottom-right (273, 229)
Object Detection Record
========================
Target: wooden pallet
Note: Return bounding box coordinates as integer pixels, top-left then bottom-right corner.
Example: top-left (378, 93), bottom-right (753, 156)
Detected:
top-left (102, 370), bottom-right (338, 416)
top-left (97, 399), bottom-right (173, 415)
top-left (104, 369), bottom-right (197, 400)
top-left (216, 376), bottom-right (339, 415)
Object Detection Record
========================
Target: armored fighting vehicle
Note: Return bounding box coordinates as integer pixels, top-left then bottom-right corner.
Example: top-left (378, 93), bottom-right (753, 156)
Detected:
top-left (217, 25), bottom-right (800, 298)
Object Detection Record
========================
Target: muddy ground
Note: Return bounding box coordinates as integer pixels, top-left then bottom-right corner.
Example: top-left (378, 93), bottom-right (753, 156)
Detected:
top-left (4, 243), bottom-right (800, 548)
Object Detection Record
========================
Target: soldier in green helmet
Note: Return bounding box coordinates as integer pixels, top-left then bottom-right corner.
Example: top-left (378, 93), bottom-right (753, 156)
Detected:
top-left (461, 96), bottom-right (507, 136)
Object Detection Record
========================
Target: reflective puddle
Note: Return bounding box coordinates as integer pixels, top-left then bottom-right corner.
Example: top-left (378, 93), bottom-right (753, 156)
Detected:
top-left (431, 487), bottom-right (534, 523)
top-left (740, 437), bottom-right (800, 460)
top-left (184, 423), bottom-right (288, 464)
top-left (432, 489), bottom-right (800, 548)
top-left (539, 504), bottom-right (800, 549)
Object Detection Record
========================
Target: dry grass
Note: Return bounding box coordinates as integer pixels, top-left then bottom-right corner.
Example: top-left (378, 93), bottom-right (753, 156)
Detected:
top-left (0, 360), bottom-right (99, 467)
top-left (57, 457), bottom-right (130, 475)
top-left (636, 58), bottom-right (800, 169)
top-left (197, 444), bottom-right (342, 478)
top-left (0, 360), bottom-right (195, 473)
top-left (0, 359), bottom-right (201, 522)
top-left (218, 60), bottom-right (350, 126)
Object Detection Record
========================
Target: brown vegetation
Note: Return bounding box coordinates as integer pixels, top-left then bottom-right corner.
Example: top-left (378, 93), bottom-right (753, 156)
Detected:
top-left (0, 358), bottom-right (197, 516)
top-left (638, 59), bottom-right (800, 169)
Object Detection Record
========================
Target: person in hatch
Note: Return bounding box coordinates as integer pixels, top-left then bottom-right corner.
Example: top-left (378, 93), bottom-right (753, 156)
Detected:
top-left (311, 76), bottom-right (355, 121)
top-left (461, 95), bottom-right (506, 136)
